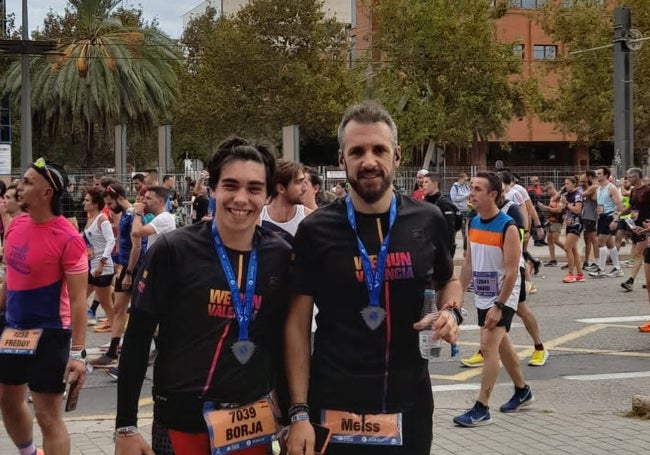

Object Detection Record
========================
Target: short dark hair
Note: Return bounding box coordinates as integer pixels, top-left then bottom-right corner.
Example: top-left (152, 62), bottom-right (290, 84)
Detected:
top-left (476, 171), bottom-right (503, 202)
top-left (103, 183), bottom-right (127, 200)
top-left (272, 160), bottom-right (304, 198)
top-left (163, 174), bottom-right (174, 183)
top-left (208, 135), bottom-right (277, 196)
top-left (337, 101), bottom-right (398, 150)
top-left (99, 176), bottom-right (117, 188)
top-left (498, 170), bottom-right (514, 185)
top-left (597, 166), bottom-right (610, 178)
top-left (423, 172), bottom-right (441, 185)
top-left (145, 185), bottom-right (170, 201)
top-left (132, 173), bottom-right (145, 183)
top-left (86, 187), bottom-right (106, 210)
top-left (305, 166), bottom-right (322, 189)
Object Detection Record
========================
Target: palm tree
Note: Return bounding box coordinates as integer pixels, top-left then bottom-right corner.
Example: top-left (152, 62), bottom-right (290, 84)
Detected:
top-left (1, 0), bottom-right (180, 166)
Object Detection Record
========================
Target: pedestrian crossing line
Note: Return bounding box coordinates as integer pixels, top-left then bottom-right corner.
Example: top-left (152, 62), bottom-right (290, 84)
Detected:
top-left (542, 346), bottom-right (650, 358)
top-left (577, 315), bottom-right (650, 324)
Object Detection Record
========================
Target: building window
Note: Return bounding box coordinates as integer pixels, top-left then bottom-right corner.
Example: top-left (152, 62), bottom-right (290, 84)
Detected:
top-left (510, 0), bottom-right (546, 8)
top-left (513, 44), bottom-right (525, 59)
top-left (533, 44), bottom-right (557, 60)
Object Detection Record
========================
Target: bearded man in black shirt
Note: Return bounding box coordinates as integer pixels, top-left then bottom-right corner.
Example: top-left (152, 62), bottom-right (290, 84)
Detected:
top-left (285, 101), bottom-right (463, 455)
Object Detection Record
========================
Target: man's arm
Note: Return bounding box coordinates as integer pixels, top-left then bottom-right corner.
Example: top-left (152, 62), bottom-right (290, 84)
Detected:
top-left (610, 184), bottom-right (624, 212)
top-left (130, 213), bottom-right (155, 238)
top-left (64, 271), bottom-right (88, 386)
top-left (285, 295), bottom-right (316, 455)
top-left (121, 233), bottom-right (142, 291)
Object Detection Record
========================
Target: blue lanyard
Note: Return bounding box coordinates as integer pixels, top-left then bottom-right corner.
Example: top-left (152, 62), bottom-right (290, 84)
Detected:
top-left (211, 222), bottom-right (257, 342)
top-left (345, 194), bottom-right (397, 308)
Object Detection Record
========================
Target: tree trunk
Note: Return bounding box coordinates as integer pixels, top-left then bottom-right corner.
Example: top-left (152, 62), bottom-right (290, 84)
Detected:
top-left (85, 121), bottom-right (94, 168)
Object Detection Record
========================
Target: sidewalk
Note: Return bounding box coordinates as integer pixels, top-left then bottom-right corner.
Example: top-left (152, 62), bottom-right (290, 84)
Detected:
top-left (2, 410), bottom-right (648, 454)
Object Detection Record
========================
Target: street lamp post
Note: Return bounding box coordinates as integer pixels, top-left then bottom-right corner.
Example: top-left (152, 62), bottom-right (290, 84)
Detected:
top-left (20, 0), bottom-right (31, 172)
top-left (0, 0), bottom-right (59, 172)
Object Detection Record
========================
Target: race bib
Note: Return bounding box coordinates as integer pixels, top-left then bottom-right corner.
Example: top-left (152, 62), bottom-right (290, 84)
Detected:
top-left (0, 328), bottom-right (43, 355)
top-left (203, 396), bottom-right (280, 455)
top-left (321, 409), bottom-right (403, 446)
top-left (472, 271), bottom-right (499, 297)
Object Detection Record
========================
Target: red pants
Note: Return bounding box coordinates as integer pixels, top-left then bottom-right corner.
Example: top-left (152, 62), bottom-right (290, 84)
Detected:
top-left (167, 429), bottom-right (270, 454)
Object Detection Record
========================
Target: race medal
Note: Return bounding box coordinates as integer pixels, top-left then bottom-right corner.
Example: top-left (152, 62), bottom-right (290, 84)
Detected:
top-left (232, 340), bottom-right (256, 365)
top-left (203, 397), bottom-right (280, 455)
top-left (361, 306), bottom-right (385, 330)
top-left (0, 328), bottom-right (43, 355)
top-left (345, 195), bottom-right (397, 333)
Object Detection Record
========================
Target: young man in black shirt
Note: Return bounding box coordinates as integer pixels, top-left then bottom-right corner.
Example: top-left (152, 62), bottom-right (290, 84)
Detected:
top-left (114, 137), bottom-right (292, 455)
top-left (285, 102), bottom-right (463, 454)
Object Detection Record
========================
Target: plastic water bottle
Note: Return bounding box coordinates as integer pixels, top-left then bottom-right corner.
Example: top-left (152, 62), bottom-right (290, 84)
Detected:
top-left (419, 289), bottom-right (442, 359)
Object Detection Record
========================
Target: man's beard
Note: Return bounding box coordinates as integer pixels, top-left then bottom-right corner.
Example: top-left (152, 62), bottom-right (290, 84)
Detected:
top-left (348, 169), bottom-right (392, 204)
top-left (110, 205), bottom-right (124, 214)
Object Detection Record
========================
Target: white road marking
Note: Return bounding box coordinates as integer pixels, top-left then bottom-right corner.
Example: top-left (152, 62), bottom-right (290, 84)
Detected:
top-left (461, 323), bottom-right (524, 331)
top-left (577, 315), bottom-right (650, 324)
top-left (564, 371), bottom-right (650, 381)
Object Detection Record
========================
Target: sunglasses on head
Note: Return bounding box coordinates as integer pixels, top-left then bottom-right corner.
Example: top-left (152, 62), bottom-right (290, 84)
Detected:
top-left (32, 157), bottom-right (61, 192)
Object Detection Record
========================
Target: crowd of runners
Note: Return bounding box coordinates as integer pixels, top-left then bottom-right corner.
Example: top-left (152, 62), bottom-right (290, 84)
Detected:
top-left (0, 101), bottom-right (649, 455)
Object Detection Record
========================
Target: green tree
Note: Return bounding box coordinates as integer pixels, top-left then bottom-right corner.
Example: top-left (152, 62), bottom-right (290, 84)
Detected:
top-left (174, 0), bottom-right (361, 164)
top-left (370, 0), bottom-right (526, 166)
top-left (538, 0), bottom-right (650, 160)
top-left (0, 0), bottom-right (181, 167)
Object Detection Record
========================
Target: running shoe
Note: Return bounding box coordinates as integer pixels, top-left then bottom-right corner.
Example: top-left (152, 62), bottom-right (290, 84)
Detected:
top-left (532, 259), bottom-right (541, 276)
top-left (562, 273), bottom-right (576, 283)
top-left (499, 385), bottom-right (535, 413)
top-left (460, 352), bottom-right (484, 367)
top-left (106, 366), bottom-right (119, 380)
top-left (621, 278), bottom-right (634, 292)
top-left (93, 323), bottom-right (112, 333)
top-left (87, 308), bottom-right (97, 326)
top-left (544, 260), bottom-right (558, 267)
top-left (583, 263), bottom-right (599, 272)
top-left (90, 354), bottom-right (118, 368)
top-left (638, 321), bottom-right (650, 333)
top-left (453, 403), bottom-right (492, 427)
top-left (588, 269), bottom-right (607, 278)
top-left (606, 267), bottom-right (624, 278)
top-left (528, 350), bottom-right (549, 366)
top-left (560, 264), bottom-right (569, 270)
top-left (575, 273), bottom-right (585, 282)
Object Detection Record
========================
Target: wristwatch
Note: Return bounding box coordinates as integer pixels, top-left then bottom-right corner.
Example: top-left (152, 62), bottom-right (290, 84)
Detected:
top-left (70, 349), bottom-right (87, 362)
top-left (448, 307), bottom-right (464, 325)
top-left (493, 301), bottom-right (505, 311)
top-left (113, 426), bottom-right (139, 442)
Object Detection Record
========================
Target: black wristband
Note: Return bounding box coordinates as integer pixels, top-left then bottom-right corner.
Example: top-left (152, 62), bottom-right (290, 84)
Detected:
top-left (494, 301), bottom-right (505, 311)
top-left (124, 270), bottom-right (133, 276)
top-left (288, 403), bottom-right (310, 418)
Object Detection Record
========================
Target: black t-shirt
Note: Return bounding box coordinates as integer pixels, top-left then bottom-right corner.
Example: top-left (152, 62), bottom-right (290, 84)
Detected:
top-left (192, 194), bottom-right (208, 223)
top-left (423, 192), bottom-right (457, 254)
top-left (130, 221), bottom-right (291, 429)
top-left (291, 192), bottom-right (454, 413)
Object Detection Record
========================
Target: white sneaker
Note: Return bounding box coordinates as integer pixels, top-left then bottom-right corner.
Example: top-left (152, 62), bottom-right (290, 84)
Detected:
top-left (606, 267), bottom-right (624, 278)
top-left (588, 269), bottom-right (607, 278)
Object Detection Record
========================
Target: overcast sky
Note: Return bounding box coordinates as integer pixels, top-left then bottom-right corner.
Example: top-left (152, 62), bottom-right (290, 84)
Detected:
top-left (5, 0), bottom-right (189, 39)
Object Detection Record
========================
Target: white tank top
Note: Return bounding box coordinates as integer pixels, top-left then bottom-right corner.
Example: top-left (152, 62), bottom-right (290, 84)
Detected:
top-left (84, 214), bottom-right (115, 275)
top-left (259, 205), bottom-right (306, 237)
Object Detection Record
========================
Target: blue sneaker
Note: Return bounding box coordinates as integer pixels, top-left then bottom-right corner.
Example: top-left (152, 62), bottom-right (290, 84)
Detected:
top-left (453, 403), bottom-right (492, 427)
top-left (499, 385), bottom-right (534, 413)
top-left (106, 366), bottom-right (119, 381)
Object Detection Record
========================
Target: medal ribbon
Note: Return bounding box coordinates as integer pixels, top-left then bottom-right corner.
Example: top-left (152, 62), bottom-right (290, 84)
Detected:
top-left (211, 222), bottom-right (258, 343)
top-left (345, 194), bottom-right (397, 310)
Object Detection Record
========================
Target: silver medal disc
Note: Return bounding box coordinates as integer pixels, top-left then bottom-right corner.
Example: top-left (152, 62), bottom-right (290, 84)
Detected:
top-left (232, 340), bottom-right (256, 365)
top-left (361, 306), bottom-right (385, 330)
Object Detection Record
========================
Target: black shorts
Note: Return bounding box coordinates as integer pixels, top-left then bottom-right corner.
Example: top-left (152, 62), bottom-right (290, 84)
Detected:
top-left (566, 223), bottom-right (583, 236)
top-left (0, 328), bottom-right (70, 393)
top-left (617, 220), bottom-right (629, 232)
top-left (644, 247), bottom-right (650, 264)
top-left (632, 232), bottom-right (647, 244)
top-left (88, 271), bottom-right (114, 288)
top-left (114, 266), bottom-right (138, 293)
top-left (477, 305), bottom-right (516, 332)
top-left (582, 219), bottom-right (597, 233)
top-left (597, 214), bottom-right (615, 236)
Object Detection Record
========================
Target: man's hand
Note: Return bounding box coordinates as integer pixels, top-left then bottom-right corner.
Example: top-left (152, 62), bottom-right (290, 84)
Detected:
top-left (413, 310), bottom-right (459, 344)
top-left (285, 420), bottom-right (315, 455)
top-left (484, 306), bottom-right (502, 330)
top-left (64, 358), bottom-right (86, 389)
top-left (133, 202), bottom-right (145, 214)
top-left (114, 433), bottom-right (154, 455)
